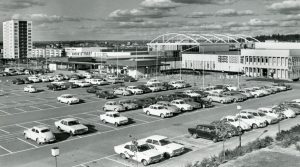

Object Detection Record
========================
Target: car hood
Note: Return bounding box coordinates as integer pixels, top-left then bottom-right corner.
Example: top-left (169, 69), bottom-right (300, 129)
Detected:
top-left (140, 149), bottom-right (163, 157)
top-left (115, 117), bottom-right (128, 122)
top-left (41, 132), bottom-right (55, 139)
top-left (163, 143), bottom-right (184, 150)
top-left (70, 124), bottom-right (88, 130)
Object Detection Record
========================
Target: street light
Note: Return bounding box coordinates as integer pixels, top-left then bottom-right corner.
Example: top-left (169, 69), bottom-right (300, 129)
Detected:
top-left (237, 105), bottom-right (242, 147)
top-left (51, 147), bottom-right (59, 167)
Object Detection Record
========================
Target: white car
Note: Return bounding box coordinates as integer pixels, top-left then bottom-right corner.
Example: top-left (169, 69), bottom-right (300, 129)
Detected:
top-left (240, 109), bottom-right (279, 125)
top-left (55, 75), bottom-right (64, 81)
top-left (48, 76), bottom-right (56, 81)
top-left (183, 90), bottom-right (201, 97)
top-left (143, 135), bottom-right (185, 158)
top-left (114, 140), bottom-right (164, 166)
top-left (28, 76), bottom-right (41, 83)
top-left (291, 99), bottom-right (300, 103)
top-left (272, 105), bottom-right (296, 118)
top-left (127, 86), bottom-right (143, 95)
top-left (55, 118), bottom-right (88, 135)
top-left (244, 88), bottom-right (264, 98)
top-left (252, 87), bottom-right (270, 96)
top-left (257, 107), bottom-right (283, 120)
top-left (147, 84), bottom-right (161, 92)
top-left (236, 113), bottom-right (267, 129)
top-left (170, 99), bottom-right (193, 111)
top-left (220, 116), bottom-right (251, 131)
top-left (24, 125), bottom-right (56, 144)
top-left (91, 78), bottom-right (109, 85)
top-left (40, 76), bottom-right (50, 82)
top-left (103, 101), bottom-right (126, 112)
top-left (143, 104), bottom-right (174, 118)
top-left (57, 94), bottom-right (80, 104)
top-left (74, 80), bottom-right (91, 87)
top-left (146, 79), bottom-right (161, 85)
top-left (99, 111), bottom-right (128, 127)
top-left (69, 78), bottom-right (79, 83)
top-left (24, 85), bottom-right (38, 93)
top-left (226, 86), bottom-right (238, 91)
top-left (169, 80), bottom-right (187, 89)
top-left (83, 73), bottom-right (92, 79)
top-left (51, 80), bottom-right (66, 86)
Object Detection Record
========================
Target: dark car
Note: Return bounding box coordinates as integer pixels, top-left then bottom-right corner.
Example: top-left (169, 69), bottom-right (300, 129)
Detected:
top-left (210, 120), bottom-right (241, 137)
top-left (155, 94), bottom-right (174, 102)
top-left (47, 84), bottom-right (67, 91)
top-left (193, 90), bottom-right (209, 97)
top-left (12, 78), bottom-right (25, 85)
top-left (192, 97), bottom-right (214, 108)
top-left (67, 82), bottom-right (80, 89)
top-left (161, 82), bottom-right (176, 90)
top-left (275, 83), bottom-right (292, 90)
top-left (23, 78), bottom-right (32, 84)
top-left (136, 85), bottom-right (152, 94)
top-left (188, 124), bottom-right (227, 142)
top-left (132, 98), bottom-right (153, 108)
top-left (87, 86), bottom-right (101, 93)
top-left (96, 90), bottom-right (116, 99)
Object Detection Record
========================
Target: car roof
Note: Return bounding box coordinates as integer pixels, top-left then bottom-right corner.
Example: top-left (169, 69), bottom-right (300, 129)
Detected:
top-left (146, 135), bottom-right (168, 141)
top-left (223, 115), bottom-right (236, 119)
top-left (33, 125), bottom-right (50, 130)
top-left (150, 104), bottom-right (164, 107)
top-left (106, 101), bottom-right (117, 103)
top-left (61, 118), bottom-right (78, 122)
top-left (61, 94), bottom-right (73, 96)
top-left (241, 109), bottom-right (257, 112)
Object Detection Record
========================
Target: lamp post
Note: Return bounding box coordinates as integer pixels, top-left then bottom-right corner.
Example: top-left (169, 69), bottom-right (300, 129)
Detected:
top-left (237, 105), bottom-right (242, 147)
top-left (51, 147), bottom-right (59, 167)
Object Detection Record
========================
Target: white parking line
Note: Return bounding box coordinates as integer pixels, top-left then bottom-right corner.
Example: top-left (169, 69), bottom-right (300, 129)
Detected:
top-left (136, 113), bottom-right (163, 120)
top-left (9, 93), bottom-right (22, 96)
top-left (0, 110), bottom-right (11, 115)
top-left (71, 115), bottom-right (118, 130)
top-left (43, 104), bottom-right (57, 108)
top-left (0, 144), bottom-right (13, 153)
top-left (15, 124), bottom-right (29, 129)
top-left (0, 129), bottom-right (10, 134)
top-left (105, 157), bottom-right (131, 167)
top-left (72, 154), bottom-right (118, 167)
top-left (34, 121), bottom-right (48, 126)
top-left (16, 138), bottom-right (38, 148)
top-left (14, 108), bottom-right (27, 112)
top-left (29, 106), bottom-right (42, 110)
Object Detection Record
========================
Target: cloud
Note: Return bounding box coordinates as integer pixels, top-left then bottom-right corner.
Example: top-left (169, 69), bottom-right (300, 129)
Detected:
top-left (185, 12), bottom-right (213, 18)
top-left (247, 18), bottom-right (278, 27)
top-left (215, 9), bottom-right (254, 17)
top-left (279, 20), bottom-right (298, 27)
top-left (284, 14), bottom-right (300, 21)
top-left (199, 24), bottom-right (223, 30)
top-left (11, 14), bottom-right (95, 24)
top-left (140, 0), bottom-right (180, 9)
top-left (0, 0), bottom-right (45, 10)
top-left (268, 0), bottom-right (300, 14)
top-left (116, 20), bottom-right (171, 29)
top-left (171, 0), bottom-right (239, 5)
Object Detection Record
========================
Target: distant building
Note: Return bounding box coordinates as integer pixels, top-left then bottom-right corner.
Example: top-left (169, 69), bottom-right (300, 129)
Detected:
top-left (31, 48), bottom-right (62, 58)
top-left (65, 47), bottom-right (111, 57)
top-left (3, 20), bottom-right (32, 59)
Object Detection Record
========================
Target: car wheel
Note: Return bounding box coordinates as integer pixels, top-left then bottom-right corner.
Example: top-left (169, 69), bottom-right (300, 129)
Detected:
top-left (142, 159), bottom-right (149, 166)
top-left (146, 111), bottom-right (150, 115)
top-left (57, 126), bottom-right (61, 131)
top-left (237, 126), bottom-right (243, 132)
top-left (36, 138), bottom-right (41, 145)
top-left (192, 133), bottom-right (198, 139)
top-left (233, 99), bottom-right (237, 103)
top-left (212, 138), bottom-right (218, 143)
top-left (103, 107), bottom-right (107, 111)
top-left (252, 123), bottom-right (258, 129)
top-left (254, 95), bottom-right (258, 98)
top-left (202, 104), bottom-right (206, 108)
top-left (24, 133), bottom-right (28, 139)
top-left (164, 152), bottom-right (171, 159)
top-left (265, 121), bottom-right (269, 126)
top-left (181, 108), bottom-right (185, 111)
top-left (102, 119), bottom-right (106, 124)
top-left (220, 100), bottom-right (224, 104)
top-left (209, 98), bottom-right (212, 102)
top-left (160, 114), bottom-right (165, 118)
top-left (114, 122), bottom-right (119, 127)
top-left (67, 101), bottom-right (71, 105)
top-left (114, 108), bottom-right (119, 112)
top-left (227, 132), bottom-right (233, 138)
top-left (120, 153), bottom-right (127, 159)
top-left (70, 131), bottom-right (74, 136)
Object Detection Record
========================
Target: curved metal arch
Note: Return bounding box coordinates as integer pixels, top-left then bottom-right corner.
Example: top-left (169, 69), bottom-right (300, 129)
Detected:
top-left (188, 34), bottom-right (214, 43)
top-left (149, 33), bottom-right (199, 44)
top-left (201, 34), bottom-right (228, 43)
top-left (225, 34), bottom-right (250, 43)
top-left (213, 34), bottom-right (240, 43)
top-left (237, 34), bottom-right (260, 42)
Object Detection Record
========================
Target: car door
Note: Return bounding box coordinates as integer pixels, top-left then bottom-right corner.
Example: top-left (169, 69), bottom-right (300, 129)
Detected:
top-left (106, 114), bottom-right (113, 124)
top-left (195, 125), bottom-right (205, 138)
top-left (150, 106), bottom-right (155, 115)
top-left (28, 128), bottom-right (37, 140)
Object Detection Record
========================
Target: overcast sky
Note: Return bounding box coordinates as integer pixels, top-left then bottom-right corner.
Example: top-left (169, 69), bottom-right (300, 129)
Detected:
top-left (0, 0), bottom-right (300, 41)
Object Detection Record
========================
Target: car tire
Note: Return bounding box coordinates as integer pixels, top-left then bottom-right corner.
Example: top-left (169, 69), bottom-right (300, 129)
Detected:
top-left (209, 98), bottom-right (212, 102)
top-left (103, 119), bottom-right (106, 124)
top-left (142, 159), bottom-right (149, 166)
top-left (160, 114), bottom-right (165, 118)
top-left (103, 107), bottom-right (107, 111)
top-left (237, 126), bottom-right (242, 132)
top-left (254, 95), bottom-right (258, 98)
top-left (233, 99), bottom-right (237, 103)
top-left (146, 111), bottom-right (150, 115)
top-left (181, 108), bottom-right (185, 112)
top-left (220, 100), bottom-right (224, 104)
top-left (114, 108), bottom-right (119, 112)
top-left (120, 153), bottom-right (127, 159)
top-left (36, 138), bottom-right (41, 145)
top-left (202, 104), bottom-right (206, 108)
top-left (252, 124), bottom-right (258, 129)
top-left (57, 126), bottom-right (62, 131)
top-left (114, 122), bottom-right (119, 127)
top-left (212, 138), bottom-right (218, 143)
top-left (164, 152), bottom-right (171, 159)
top-left (192, 133), bottom-right (198, 139)
top-left (70, 131), bottom-right (74, 136)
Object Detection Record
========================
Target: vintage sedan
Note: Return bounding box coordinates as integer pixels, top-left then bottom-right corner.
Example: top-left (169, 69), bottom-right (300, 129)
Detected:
top-left (142, 135), bottom-right (185, 158)
top-left (54, 118), bottom-right (88, 135)
top-left (119, 99), bottom-right (139, 110)
top-left (99, 111), bottom-right (128, 127)
top-left (222, 91), bottom-right (246, 102)
top-left (241, 109), bottom-right (279, 125)
top-left (24, 85), bottom-right (38, 93)
top-left (207, 93), bottom-right (233, 104)
top-left (96, 90), bottom-right (116, 99)
top-left (183, 90), bottom-right (201, 97)
top-left (236, 113), bottom-right (267, 129)
top-left (220, 115), bottom-right (251, 131)
top-left (156, 101), bottom-right (181, 114)
top-left (143, 104), bottom-right (174, 118)
top-left (86, 85), bottom-right (101, 93)
top-left (170, 99), bottom-right (193, 111)
top-left (57, 94), bottom-right (80, 104)
top-left (103, 101), bottom-right (126, 112)
top-left (91, 78), bottom-right (109, 85)
top-left (113, 87), bottom-right (132, 96)
top-left (74, 80), bottom-right (91, 87)
top-left (24, 125), bottom-right (56, 144)
top-left (136, 85), bottom-right (152, 94)
top-left (126, 86), bottom-right (144, 95)
top-left (181, 98), bottom-right (202, 109)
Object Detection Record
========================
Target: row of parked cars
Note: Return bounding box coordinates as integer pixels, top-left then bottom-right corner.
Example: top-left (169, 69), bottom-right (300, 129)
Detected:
top-left (188, 100), bottom-right (299, 143)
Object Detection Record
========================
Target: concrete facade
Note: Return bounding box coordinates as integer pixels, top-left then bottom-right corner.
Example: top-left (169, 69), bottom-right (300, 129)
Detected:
top-left (31, 48), bottom-right (62, 58)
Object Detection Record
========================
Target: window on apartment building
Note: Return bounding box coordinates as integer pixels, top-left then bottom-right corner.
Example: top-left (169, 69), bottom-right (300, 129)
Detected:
top-left (249, 56), bottom-right (252, 62)
top-left (246, 56), bottom-right (248, 62)
top-left (253, 57), bottom-right (256, 63)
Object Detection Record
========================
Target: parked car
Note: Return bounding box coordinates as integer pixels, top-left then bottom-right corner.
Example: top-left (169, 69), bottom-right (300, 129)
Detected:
top-left (207, 93), bottom-right (233, 104)
top-left (243, 88), bottom-right (264, 98)
top-left (74, 80), bottom-right (91, 87)
top-left (272, 83), bottom-right (288, 91)
top-left (143, 104), bottom-right (174, 118)
top-left (57, 94), bottom-right (80, 104)
top-left (24, 85), bottom-right (38, 93)
top-left (156, 101), bottom-right (181, 114)
top-left (191, 97), bottom-right (214, 108)
top-left (28, 76), bottom-right (41, 83)
top-left (54, 118), bottom-right (88, 135)
top-left (12, 78), bottom-right (25, 85)
top-left (146, 79), bottom-right (161, 85)
top-left (86, 85), bottom-right (101, 93)
top-left (113, 87), bottom-right (132, 96)
top-left (96, 90), bottom-right (116, 99)
top-left (240, 109), bottom-right (279, 125)
top-left (100, 111), bottom-right (128, 127)
top-left (121, 75), bottom-right (137, 82)
top-left (183, 90), bottom-right (201, 97)
top-left (279, 102), bottom-right (300, 115)
top-left (169, 80), bottom-right (187, 89)
top-left (69, 78), bottom-right (79, 83)
top-left (188, 124), bottom-right (225, 142)
top-left (114, 140), bottom-right (164, 166)
top-left (132, 98), bottom-right (153, 108)
top-left (24, 125), bottom-right (56, 144)
top-left (220, 116), bottom-right (251, 131)
top-left (210, 120), bottom-right (241, 137)
top-left (222, 91), bottom-right (246, 102)
top-left (103, 101), bottom-right (125, 112)
top-left (181, 98), bottom-right (202, 109)
top-left (40, 76), bottom-right (50, 82)
top-left (170, 99), bottom-right (193, 111)
top-left (136, 85), bottom-right (152, 94)
top-left (23, 78), bottom-right (32, 84)
top-left (142, 135), bottom-right (185, 158)
top-left (236, 113), bottom-right (267, 129)
top-left (47, 84), bottom-right (67, 91)
top-left (119, 99), bottom-right (139, 110)
top-left (272, 105), bottom-right (296, 118)
top-left (257, 107), bottom-right (286, 120)
top-left (107, 77), bottom-right (124, 84)
top-left (91, 78), bottom-right (109, 85)
top-left (238, 89), bottom-right (254, 98)
top-left (161, 82), bottom-right (176, 90)
top-left (147, 84), bottom-right (162, 92)
top-left (127, 86), bottom-right (143, 95)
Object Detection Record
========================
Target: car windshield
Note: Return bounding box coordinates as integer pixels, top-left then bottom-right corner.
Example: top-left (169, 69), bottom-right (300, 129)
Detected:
top-left (113, 114), bottom-right (120, 117)
top-left (68, 120), bottom-right (80, 125)
top-left (41, 129), bottom-right (50, 133)
top-left (157, 106), bottom-right (164, 109)
top-left (179, 101), bottom-right (184, 104)
top-left (65, 95), bottom-right (73, 98)
top-left (137, 144), bottom-right (151, 152)
top-left (159, 139), bottom-right (171, 146)
top-left (248, 115), bottom-right (254, 119)
top-left (252, 113), bottom-right (259, 116)
top-left (258, 113), bottom-right (266, 116)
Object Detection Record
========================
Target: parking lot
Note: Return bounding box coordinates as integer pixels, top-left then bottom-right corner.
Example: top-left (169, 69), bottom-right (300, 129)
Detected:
top-left (0, 73), bottom-right (299, 167)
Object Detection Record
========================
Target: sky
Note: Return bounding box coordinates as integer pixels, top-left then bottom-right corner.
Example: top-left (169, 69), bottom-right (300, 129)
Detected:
top-left (0, 0), bottom-right (300, 41)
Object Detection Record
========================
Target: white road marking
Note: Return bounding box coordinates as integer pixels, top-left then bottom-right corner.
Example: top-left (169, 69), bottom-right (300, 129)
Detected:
top-left (0, 128), bottom-right (10, 134)
top-left (136, 112), bottom-right (163, 120)
top-left (72, 154), bottom-right (118, 167)
top-left (0, 144), bottom-right (13, 153)
top-left (14, 108), bottom-right (27, 112)
top-left (0, 110), bottom-right (11, 115)
top-left (29, 106), bottom-right (42, 110)
top-left (9, 93), bottom-right (22, 96)
top-left (42, 104), bottom-right (57, 108)
top-left (34, 121), bottom-right (48, 126)
top-left (105, 157), bottom-right (131, 167)
top-left (16, 138), bottom-right (38, 148)
top-left (15, 124), bottom-right (29, 129)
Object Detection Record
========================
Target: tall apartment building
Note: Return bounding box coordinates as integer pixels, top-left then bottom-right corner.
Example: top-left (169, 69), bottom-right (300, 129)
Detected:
top-left (31, 48), bottom-right (62, 58)
top-left (3, 20), bottom-right (32, 59)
